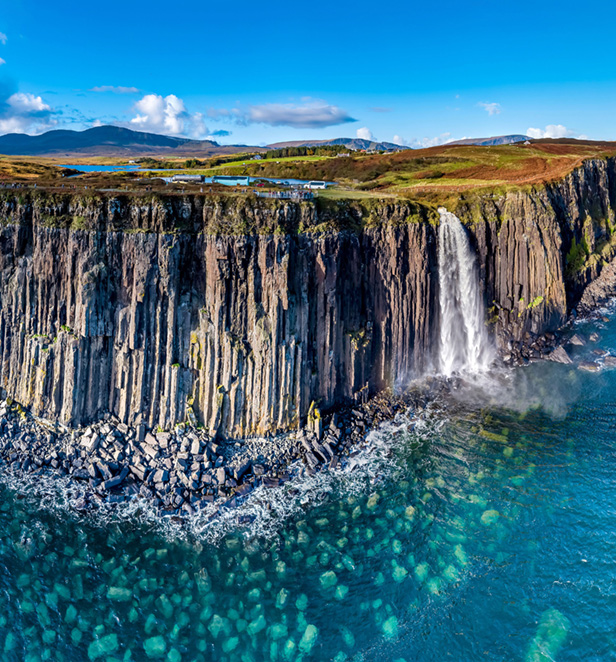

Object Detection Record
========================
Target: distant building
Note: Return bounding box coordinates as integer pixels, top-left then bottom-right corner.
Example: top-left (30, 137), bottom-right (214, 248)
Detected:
top-left (172, 174), bottom-right (204, 183)
top-left (251, 154), bottom-right (263, 160)
top-left (212, 175), bottom-right (250, 186)
top-left (337, 152), bottom-right (351, 157)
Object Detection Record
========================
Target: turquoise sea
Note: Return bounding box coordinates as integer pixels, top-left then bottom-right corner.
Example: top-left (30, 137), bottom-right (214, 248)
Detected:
top-left (2, 308), bottom-right (616, 661)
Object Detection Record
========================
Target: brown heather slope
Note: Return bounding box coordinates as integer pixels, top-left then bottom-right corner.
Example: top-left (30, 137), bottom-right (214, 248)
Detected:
top-left (205, 139), bottom-right (616, 201)
top-left (3, 139), bottom-right (616, 211)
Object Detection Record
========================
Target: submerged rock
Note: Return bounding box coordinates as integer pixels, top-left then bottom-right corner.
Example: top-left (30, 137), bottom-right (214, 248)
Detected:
top-left (299, 624), bottom-right (319, 654)
top-left (319, 571), bottom-right (338, 589)
top-left (525, 608), bottom-right (570, 662)
top-left (144, 635), bottom-right (167, 658)
top-left (382, 615), bottom-right (399, 640)
top-left (480, 509), bottom-right (500, 525)
top-left (87, 634), bottom-right (119, 660)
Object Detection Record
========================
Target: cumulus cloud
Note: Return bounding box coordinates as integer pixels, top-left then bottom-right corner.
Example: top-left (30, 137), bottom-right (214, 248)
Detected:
top-left (131, 94), bottom-right (185, 134)
top-left (90, 85), bottom-right (140, 94)
top-left (209, 99), bottom-right (356, 129)
top-left (0, 33), bottom-right (6, 45)
top-left (356, 127), bottom-right (374, 141)
top-left (0, 91), bottom-right (60, 135)
top-left (0, 59), bottom-right (5, 66)
top-left (128, 93), bottom-right (210, 138)
top-left (8, 92), bottom-right (51, 114)
top-left (479, 102), bottom-right (501, 116)
top-left (526, 124), bottom-right (575, 139)
top-left (394, 132), bottom-right (452, 148)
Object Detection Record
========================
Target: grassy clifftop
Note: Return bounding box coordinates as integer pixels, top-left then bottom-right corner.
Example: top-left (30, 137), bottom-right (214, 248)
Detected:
top-left (178, 139), bottom-right (616, 203)
top-left (2, 139), bottom-right (616, 236)
top-left (0, 188), bottom-right (437, 236)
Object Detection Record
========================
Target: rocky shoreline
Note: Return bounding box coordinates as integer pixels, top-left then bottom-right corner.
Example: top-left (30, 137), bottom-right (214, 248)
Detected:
top-left (504, 258), bottom-right (616, 367)
top-left (0, 389), bottom-right (427, 519)
top-left (3, 263), bottom-right (616, 518)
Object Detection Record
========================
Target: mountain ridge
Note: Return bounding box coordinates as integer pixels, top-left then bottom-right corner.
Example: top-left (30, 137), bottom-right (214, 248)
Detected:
top-left (0, 125), bottom-right (260, 157)
top-left (445, 134), bottom-right (530, 146)
top-left (267, 137), bottom-right (404, 151)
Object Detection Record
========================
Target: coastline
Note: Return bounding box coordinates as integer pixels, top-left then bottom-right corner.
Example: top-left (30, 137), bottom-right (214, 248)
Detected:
top-left (0, 388), bottom-right (424, 520)
top-left (1, 284), bottom-right (614, 523)
top-left (2, 217), bottom-right (616, 520)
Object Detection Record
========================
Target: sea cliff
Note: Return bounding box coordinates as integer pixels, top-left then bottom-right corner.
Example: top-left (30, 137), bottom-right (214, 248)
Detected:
top-left (0, 157), bottom-right (614, 437)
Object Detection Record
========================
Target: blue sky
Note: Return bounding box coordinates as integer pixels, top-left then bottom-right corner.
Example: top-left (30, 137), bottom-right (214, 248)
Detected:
top-left (0, 0), bottom-right (615, 146)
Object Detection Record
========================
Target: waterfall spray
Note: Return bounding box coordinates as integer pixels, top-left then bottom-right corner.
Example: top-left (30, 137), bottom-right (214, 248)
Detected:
top-left (437, 207), bottom-right (494, 376)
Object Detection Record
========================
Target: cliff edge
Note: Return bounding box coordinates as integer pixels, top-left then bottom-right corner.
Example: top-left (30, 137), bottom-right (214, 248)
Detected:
top-left (0, 157), bottom-right (614, 436)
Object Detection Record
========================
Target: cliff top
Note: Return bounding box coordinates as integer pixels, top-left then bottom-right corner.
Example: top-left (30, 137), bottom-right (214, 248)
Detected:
top-left (0, 187), bottom-right (437, 235)
top-left (201, 139), bottom-right (616, 201)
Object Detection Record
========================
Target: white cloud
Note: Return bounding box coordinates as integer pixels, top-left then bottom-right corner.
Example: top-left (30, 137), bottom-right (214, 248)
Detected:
top-left (394, 132), bottom-right (452, 148)
top-left (189, 112), bottom-right (209, 140)
top-left (0, 33), bottom-right (6, 45)
top-left (209, 98), bottom-right (356, 129)
top-left (128, 93), bottom-right (211, 138)
top-left (90, 85), bottom-right (140, 94)
top-left (479, 102), bottom-right (501, 116)
top-left (248, 100), bottom-right (355, 128)
top-left (0, 58), bottom-right (5, 66)
top-left (130, 94), bottom-right (185, 135)
top-left (8, 92), bottom-right (52, 114)
top-left (0, 92), bottom-right (59, 135)
top-left (356, 127), bottom-right (373, 141)
top-left (527, 124), bottom-right (575, 139)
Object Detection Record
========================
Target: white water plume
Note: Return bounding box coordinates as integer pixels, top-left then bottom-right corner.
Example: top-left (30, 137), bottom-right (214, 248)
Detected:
top-left (438, 207), bottom-right (494, 376)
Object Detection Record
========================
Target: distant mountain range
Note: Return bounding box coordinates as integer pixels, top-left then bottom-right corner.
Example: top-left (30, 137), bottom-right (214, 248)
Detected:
top-left (445, 135), bottom-right (530, 147)
top-left (267, 138), bottom-right (405, 152)
top-left (0, 126), bottom-right (536, 158)
top-left (0, 126), bottom-right (261, 157)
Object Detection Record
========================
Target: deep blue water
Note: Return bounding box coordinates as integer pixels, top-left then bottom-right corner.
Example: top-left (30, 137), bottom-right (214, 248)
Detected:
top-left (2, 309), bottom-right (616, 661)
top-left (61, 164), bottom-right (331, 187)
top-left (60, 165), bottom-right (144, 173)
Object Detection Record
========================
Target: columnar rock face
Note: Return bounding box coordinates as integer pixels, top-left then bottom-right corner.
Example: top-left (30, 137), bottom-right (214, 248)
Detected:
top-left (461, 157), bottom-right (616, 351)
top-left (0, 157), bottom-right (614, 436)
top-left (0, 193), bottom-right (438, 436)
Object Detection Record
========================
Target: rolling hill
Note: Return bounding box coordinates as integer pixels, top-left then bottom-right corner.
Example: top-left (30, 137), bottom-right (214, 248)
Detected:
top-left (267, 138), bottom-right (405, 152)
top-left (0, 125), bottom-right (261, 157)
top-left (445, 134), bottom-right (530, 146)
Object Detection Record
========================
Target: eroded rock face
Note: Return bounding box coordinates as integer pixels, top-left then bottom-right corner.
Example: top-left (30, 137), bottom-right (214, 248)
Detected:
top-left (0, 157), bottom-right (614, 436)
top-left (0, 197), bottom-right (439, 436)
top-left (463, 157), bottom-right (616, 350)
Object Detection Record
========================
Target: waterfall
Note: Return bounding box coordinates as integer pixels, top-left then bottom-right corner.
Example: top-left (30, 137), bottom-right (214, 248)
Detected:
top-left (437, 207), bottom-right (494, 376)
